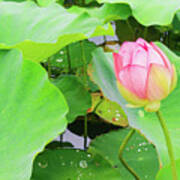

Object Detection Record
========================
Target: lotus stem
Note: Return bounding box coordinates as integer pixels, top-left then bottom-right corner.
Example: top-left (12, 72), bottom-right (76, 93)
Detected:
top-left (156, 110), bottom-right (178, 180)
top-left (119, 129), bottom-right (140, 180)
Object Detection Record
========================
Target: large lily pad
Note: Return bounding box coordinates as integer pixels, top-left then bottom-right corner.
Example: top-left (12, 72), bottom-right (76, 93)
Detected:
top-left (68, 3), bottom-right (131, 23)
top-left (53, 75), bottom-right (92, 123)
top-left (97, 0), bottom-right (180, 26)
top-left (92, 43), bottom-right (180, 166)
top-left (89, 129), bottom-right (160, 179)
top-left (0, 1), bottom-right (114, 62)
top-left (31, 149), bottom-right (122, 180)
top-left (0, 49), bottom-right (68, 180)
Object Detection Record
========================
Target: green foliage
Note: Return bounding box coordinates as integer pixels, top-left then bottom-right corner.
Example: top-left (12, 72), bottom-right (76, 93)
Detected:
top-left (156, 159), bottom-right (180, 180)
top-left (53, 75), bottom-right (92, 123)
top-left (50, 40), bottom-right (97, 71)
top-left (1, 0), bottom-right (180, 179)
top-left (37, 0), bottom-right (56, 6)
top-left (68, 3), bottom-right (131, 23)
top-left (92, 94), bottom-right (128, 126)
top-left (97, 0), bottom-right (180, 26)
top-left (0, 49), bottom-right (68, 180)
top-left (31, 149), bottom-right (122, 179)
top-left (172, 11), bottom-right (180, 33)
top-left (0, 1), bottom-right (114, 62)
top-left (89, 129), bottom-right (160, 179)
top-left (115, 18), bottom-right (162, 43)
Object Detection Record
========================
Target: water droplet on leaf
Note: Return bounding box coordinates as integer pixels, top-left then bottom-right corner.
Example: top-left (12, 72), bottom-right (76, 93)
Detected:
top-left (38, 162), bottom-right (48, 168)
top-left (79, 160), bottom-right (88, 168)
top-left (56, 59), bottom-right (63, 63)
top-left (87, 154), bottom-right (91, 158)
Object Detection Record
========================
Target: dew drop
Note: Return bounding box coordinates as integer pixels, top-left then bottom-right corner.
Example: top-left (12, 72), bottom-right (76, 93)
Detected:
top-left (56, 59), bottom-right (63, 63)
top-left (87, 154), bottom-right (91, 158)
top-left (79, 160), bottom-right (88, 168)
top-left (38, 162), bottom-right (48, 168)
top-left (61, 162), bottom-right (66, 166)
top-left (137, 149), bottom-right (141, 152)
top-left (59, 51), bottom-right (64, 55)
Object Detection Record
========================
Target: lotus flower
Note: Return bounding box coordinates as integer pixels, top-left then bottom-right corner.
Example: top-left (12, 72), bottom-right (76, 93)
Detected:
top-left (113, 38), bottom-right (177, 112)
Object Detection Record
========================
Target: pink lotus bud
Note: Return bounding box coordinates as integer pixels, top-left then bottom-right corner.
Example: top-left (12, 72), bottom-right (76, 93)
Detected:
top-left (113, 38), bottom-right (177, 112)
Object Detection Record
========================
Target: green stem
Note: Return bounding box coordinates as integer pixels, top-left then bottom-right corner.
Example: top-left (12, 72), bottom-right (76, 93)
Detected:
top-left (156, 111), bottom-right (178, 180)
top-left (80, 41), bottom-right (88, 87)
top-left (66, 45), bottom-right (71, 73)
top-left (119, 129), bottom-right (140, 180)
top-left (103, 36), bottom-right (107, 44)
top-left (47, 58), bottom-right (51, 79)
top-left (80, 40), bottom-right (88, 150)
top-left (84, 115), bottom-right (88, 150)
top-left (60, 133), bottom-right (63, 143)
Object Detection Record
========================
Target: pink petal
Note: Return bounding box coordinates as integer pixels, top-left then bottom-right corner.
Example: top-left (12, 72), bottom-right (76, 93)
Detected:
top-left (113, 52), bottom-right (123, 79)
top-left (118, 42), bottom-right (138, 68)
top-left (147, 45), bottom-right (165, 67)
top-left (136, 38), bottom-right (151, 50)
top-left (118, 65), bottom-right (148, 99)
top-left (146, 64), bottom-right (171, 101)
top-left (150, 42), bottom-right (172, 73)
top-left (117, 81), bottom-right (148, 106)
top-left (131, 47), bottom-right (148, 68)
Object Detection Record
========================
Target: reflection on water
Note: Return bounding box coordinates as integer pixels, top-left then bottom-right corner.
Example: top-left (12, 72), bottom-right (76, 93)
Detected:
top-left (61, 130), bottom-right (91, 149)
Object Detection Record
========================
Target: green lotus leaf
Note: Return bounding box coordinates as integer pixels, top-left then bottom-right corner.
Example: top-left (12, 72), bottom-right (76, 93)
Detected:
top-left (97, 0), bottom-right (180, 26)
top-left (0, 49), bottom-right (68, 180)
top-left (31, 149), bottom-right (122, 179)
top-left (0, 1), bottom-right (114, 62)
